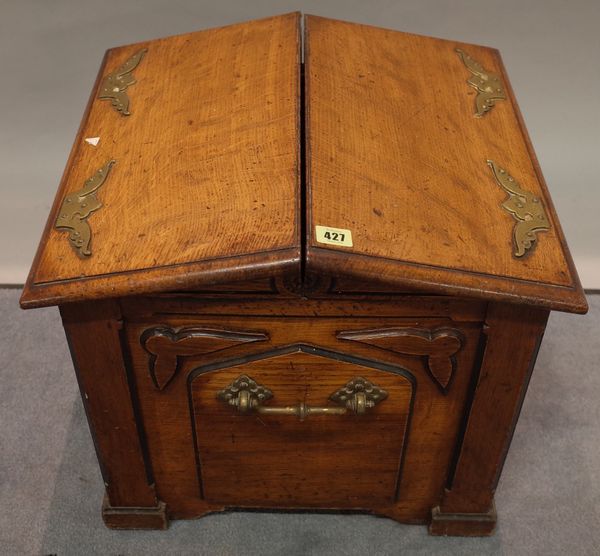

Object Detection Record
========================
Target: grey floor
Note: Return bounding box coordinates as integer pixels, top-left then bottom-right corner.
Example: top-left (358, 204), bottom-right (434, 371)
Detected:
top-left (1, 289), bottom-right (598, 556)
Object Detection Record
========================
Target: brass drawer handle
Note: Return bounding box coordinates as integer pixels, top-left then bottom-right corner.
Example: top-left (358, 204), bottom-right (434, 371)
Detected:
top-left (217, 375), bottom-right (387, 421)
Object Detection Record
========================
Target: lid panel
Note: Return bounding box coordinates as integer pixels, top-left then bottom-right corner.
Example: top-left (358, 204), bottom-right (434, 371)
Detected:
top-left (24, 13), bottom-right (300, 306)
top-left (305, 16), bottom-right (585, 312)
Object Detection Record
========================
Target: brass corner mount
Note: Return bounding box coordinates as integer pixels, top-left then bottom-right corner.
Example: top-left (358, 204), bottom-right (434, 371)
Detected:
top-left (487, 160), bottom-right (550, 257)
top-left (456, 48), bottom-right (506, 117)
top-left (98, 48), bottom-right (147, 115)
top-left (55, 160), bottom-right (116, 258)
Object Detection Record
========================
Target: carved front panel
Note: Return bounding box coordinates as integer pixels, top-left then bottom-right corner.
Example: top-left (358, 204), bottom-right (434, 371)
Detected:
top-left (123, 307), bottom-right (483, 520)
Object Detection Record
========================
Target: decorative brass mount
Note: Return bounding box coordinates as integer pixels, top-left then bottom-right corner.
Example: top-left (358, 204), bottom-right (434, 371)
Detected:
top-left (217, 375), bottom-right (387, 421)
top-left (98, 48), bottom-right (147, 115)
top-left (55, 160), bottom-right (115, 258)
top-left (455, 48), bottom-right (506, 117)
top-left (487, 160), bottom-right (550, 257)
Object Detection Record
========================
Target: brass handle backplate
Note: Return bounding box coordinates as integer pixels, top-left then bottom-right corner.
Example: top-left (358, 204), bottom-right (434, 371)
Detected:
top-left (217, 375), bottom-right (388, 421)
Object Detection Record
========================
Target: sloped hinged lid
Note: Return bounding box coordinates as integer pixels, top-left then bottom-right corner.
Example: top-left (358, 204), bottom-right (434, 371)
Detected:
top-left (304, 16), bottom-right (586, 314)
top-left (21, 13), bottom-right (301, 308)
top-left (22, 14), bottom-right (586, 313)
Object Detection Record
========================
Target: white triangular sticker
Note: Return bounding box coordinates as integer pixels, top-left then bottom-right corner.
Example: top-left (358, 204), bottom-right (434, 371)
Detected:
top-left (85, 137), bottom-right (100, 146)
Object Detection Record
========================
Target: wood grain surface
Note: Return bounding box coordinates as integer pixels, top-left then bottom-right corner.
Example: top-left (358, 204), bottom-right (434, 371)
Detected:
top-left (21, 13), bottom-right (586, 314)
top-left (60, 300), bottom-right (158, 508)
top-left (191, 348), bottom-right (414, 507)
top-left (21, 13), bottom-right (301, 308)
top-left (304, 15), bottom-right (586, 314)
top-left (439, 302), bottom-right (548, 514)
top-left (123, 305), bottom-right (482, 522)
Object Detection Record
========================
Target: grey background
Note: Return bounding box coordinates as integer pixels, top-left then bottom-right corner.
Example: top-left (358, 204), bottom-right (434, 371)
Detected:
top-left (0, 0), bottom-right (599, 286)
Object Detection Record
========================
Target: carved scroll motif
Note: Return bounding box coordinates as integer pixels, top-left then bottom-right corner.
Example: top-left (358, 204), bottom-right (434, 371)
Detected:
top-left (141, 327), bottom-right (268, 390)
top-left (337, 327), bottom-right (464, 393)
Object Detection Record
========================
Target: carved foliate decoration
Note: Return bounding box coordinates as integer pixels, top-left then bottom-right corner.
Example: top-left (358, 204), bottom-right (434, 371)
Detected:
top-left (277, 273), bottom-right (331, 296)
top-left (141, 327), bottom-right (268, 390)
top-left (337, 327), bottom-right (463, 393)
top-left (487, 160), bottom-right (550, 257)
top-left (98, 48), bottom-right (147, 115)
top-left (55, 160), bottom-right (115, 258)
top-left (455, 48), bottom-right (506, 117)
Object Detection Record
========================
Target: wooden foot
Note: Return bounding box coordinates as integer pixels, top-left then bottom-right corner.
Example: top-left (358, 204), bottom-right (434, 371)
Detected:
top-left (428, 502), bottom-right (496, 536)
top-left (102, 494), bottom-right (169, 530)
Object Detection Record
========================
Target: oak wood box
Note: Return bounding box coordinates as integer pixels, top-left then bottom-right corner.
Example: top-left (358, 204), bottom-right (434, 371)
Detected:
top-left (21, 13), bottom-right (587, 536)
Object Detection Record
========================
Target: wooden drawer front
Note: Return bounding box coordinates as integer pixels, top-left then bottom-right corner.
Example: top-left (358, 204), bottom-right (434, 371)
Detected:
top-left (190, 346), bottom-right (414, 508)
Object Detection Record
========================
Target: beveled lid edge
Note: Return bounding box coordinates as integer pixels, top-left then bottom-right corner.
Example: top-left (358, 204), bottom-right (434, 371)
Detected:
top-left (306, 246), bottom-right (588, 314)
top-left (20, 247), bottom-right (301, 309)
